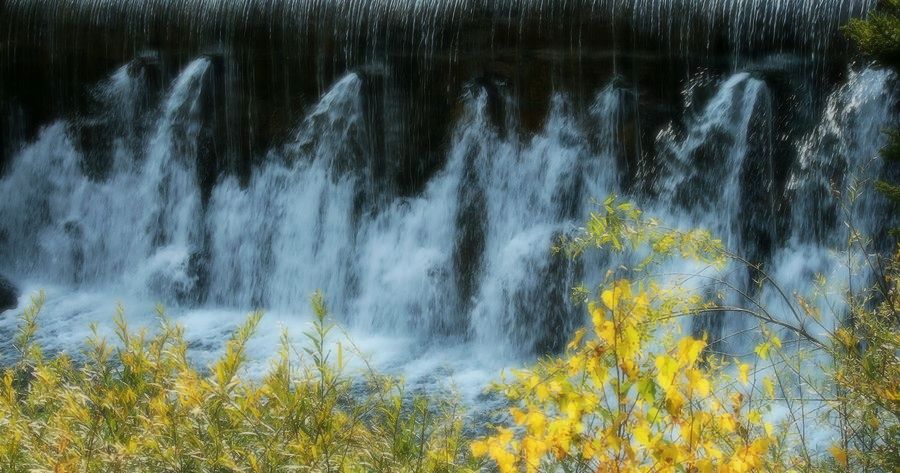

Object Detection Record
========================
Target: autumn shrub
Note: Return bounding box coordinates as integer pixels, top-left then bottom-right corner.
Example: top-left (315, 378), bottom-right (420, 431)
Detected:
top-left (0, 292), bottom-right (475, 473)
top-left (472, 197), bottom-right (899, 472)
top-left (828, 256), bottom-right (900, 471)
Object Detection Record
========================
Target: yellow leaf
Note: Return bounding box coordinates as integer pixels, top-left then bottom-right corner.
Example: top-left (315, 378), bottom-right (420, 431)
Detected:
top-left (634, 423), bottom-right (653, 447)
top-left (522, 437), bottom-right (548, 469)
top-left (677, 337), bottom-right (706, 366)
top-left (749, 437), bottom-right (770, 456)
top-left (771, 335), bottom-right (782, 349)
top-left (754, 342), bottom-right (771, 360)
top-left (510, 408), bottom-right (526, 425)
top-left (525, 410), bottom-right (547, 434)
top-left (621, 358), bottom-right (639, 380)
top-left (598, 320), bottom-right (616, 347)
top-left (697, 458), bottom-right (714, 473)
top-left (566, 354), bottom-right (585, 375)
top-left (829, 445), bottom-right (848, 467)
top-left (590, 306), bottom-right (606, 332)
top-left (656, 355), bottom-right (678, 390)
top-left (619, 325), bottom-right (641, 361)
top-left (601, 280), bottom-right (632, 312)
top-left (490, 444), bottom-right (517, 473)
top-left (666, 390), bottom-right (685, 417)
top-left (748, 410), bottom-right (762, 424)
top-left (654, 442), bottom-right (681, 465)
top-left (631, 291), bottom-right (650, 321)
top-left (535, 383), bottom-right (550, 402)
top-left (567, 328), bottom-right (587, 350)
top-left (738, 363), bottom-right (751, 385)
top-left (718, 414), bottom-right (736, 433)
top-left (705, 442), bottom-right (724, 459)
top-left (686, 369), bottom-right (711, 397)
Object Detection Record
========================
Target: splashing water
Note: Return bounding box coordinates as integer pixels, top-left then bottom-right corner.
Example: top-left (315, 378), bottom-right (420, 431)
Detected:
top-left (0, 52), bottom-right (895, 406)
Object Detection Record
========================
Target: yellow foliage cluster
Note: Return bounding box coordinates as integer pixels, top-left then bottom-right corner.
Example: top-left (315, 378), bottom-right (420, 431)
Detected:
top-left (556, 196), bottom-right (726, 272)
top-left (471, 280), bottom-right (782, 472)
top-left (475, 195), bottom-right (899, 472)
top-left (825, 253), bottom-right (900, 472)
top-left (0, 292), bottom-right (474, 473)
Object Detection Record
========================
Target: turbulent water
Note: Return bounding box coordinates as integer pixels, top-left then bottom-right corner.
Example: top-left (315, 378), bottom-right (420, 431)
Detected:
top-left (0, 0), bottom-right (896, 403)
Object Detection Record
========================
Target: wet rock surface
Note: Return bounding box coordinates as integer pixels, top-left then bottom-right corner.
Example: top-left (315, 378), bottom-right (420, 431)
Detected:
top-left (0, 276), bottom-right (17, 313)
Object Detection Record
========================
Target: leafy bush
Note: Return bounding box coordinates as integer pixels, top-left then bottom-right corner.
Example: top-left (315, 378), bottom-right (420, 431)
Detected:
top-left (472, 197), bottom-right (899, 472)
top-left (0, 292), bottom-right (474, 472)
top-left (471, 280), bottom-right (782, 472)
top-left (846, 0), bottom-right (900, 70)
top-left (839, 5), bottom-right (900, 467)
top-left (829, 256), bottom-right (900, 471)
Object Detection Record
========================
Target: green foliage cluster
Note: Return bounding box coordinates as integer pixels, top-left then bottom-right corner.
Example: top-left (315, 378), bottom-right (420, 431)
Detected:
top-left (846, 0), bottom-right (900, 210)
top-left (846, 0), bottom-right (900, 70)
top-left (0, 292), bottom-right (474, 473)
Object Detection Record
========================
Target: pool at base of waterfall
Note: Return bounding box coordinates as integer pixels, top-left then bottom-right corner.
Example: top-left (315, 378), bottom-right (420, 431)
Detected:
top-left (0, 283), bottom-right (516, 413)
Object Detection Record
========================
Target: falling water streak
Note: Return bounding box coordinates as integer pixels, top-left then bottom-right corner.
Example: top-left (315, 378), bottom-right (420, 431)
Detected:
top-left (2, 0), bottom-right (877, 59)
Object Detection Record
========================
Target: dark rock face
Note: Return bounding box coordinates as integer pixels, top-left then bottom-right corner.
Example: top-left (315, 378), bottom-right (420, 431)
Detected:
top-left (0, 277), bottom-right (18, 313)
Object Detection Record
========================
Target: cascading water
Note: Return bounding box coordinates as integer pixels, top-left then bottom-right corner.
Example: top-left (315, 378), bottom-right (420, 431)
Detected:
top-left (764, 68), bottom-right (897, 343)
top-left (648, 73), bottom-right (774, 349)
top-left (0, 58), bottom-right (210, 296)
top-left (0, 0), bottom-right (895, 404)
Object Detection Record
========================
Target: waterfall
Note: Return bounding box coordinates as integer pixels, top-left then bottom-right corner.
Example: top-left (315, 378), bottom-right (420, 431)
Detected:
top-left (0, 0), bottom-right (895, 397)
top-left (654, 73), bottom-right (771, 249)
top-left (764, 68), bottom-right (897, 343)
top-left (0, 58), bottom-right (210, 298)
top-left (648, 73), bottom-right (774, 348)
